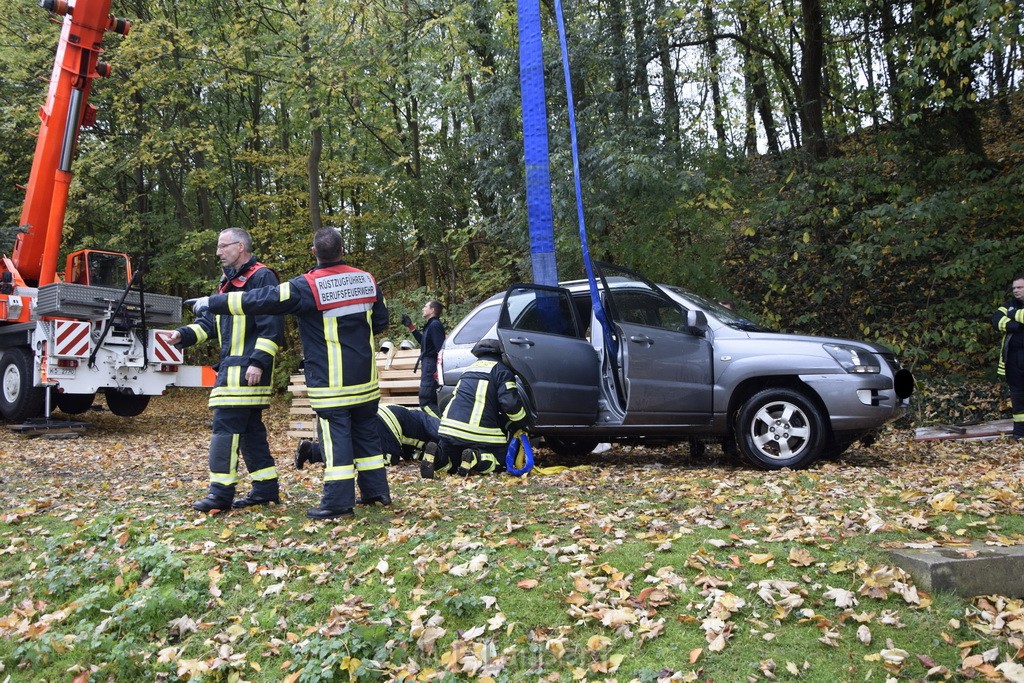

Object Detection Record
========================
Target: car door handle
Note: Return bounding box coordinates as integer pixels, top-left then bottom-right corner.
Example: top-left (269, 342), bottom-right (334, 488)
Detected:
top-left (629, 334), bottom-right (654, 346)
top-left (508, 337), bottom-right (535, 347)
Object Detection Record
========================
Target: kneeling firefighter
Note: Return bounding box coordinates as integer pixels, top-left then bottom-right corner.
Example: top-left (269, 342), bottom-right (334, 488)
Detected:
top-left (421, 338), bottom-right (527, 477)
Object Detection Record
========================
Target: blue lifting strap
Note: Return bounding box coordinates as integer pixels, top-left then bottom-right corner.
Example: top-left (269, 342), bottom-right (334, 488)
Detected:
top-left (506, 432), bottom-right (535, 476)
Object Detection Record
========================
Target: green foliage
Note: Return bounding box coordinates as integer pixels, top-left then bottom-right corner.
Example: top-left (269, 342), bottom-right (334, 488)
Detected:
top-left (724, 116), bottom-right (1024, 377)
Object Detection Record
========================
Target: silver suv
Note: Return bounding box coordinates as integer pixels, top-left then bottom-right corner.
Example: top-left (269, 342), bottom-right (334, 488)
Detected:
top-left (438, 262), bottom-right (914, 470)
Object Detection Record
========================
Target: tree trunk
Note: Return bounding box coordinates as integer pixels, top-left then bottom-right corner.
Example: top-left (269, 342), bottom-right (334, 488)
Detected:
top-left (799, 0), bottom-right (828, 160)
top-left (703, 0), bottom-right (727, 152)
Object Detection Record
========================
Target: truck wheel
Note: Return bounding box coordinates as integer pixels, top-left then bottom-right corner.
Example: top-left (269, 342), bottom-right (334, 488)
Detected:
top-left (55, 392), bottom-right (96, 415)
top-left (544, 436), bottom-right (599, 458)
top-left (735, 388), bottom-right (826, 470)
top-left (0, 348), bottom-right (46, 421)
top-left (103, 388), bottom-right (151, 417)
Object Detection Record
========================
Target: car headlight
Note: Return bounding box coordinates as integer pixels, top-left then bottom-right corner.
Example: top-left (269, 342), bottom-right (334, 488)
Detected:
top-left (824, 344), bottom-right (881, 374)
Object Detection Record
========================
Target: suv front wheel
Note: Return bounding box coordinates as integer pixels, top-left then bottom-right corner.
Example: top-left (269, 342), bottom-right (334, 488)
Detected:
top-left (735, 388), bottom-right (827, 470)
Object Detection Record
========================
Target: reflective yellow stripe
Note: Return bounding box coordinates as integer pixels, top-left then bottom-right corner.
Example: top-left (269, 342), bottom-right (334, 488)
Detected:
top-left (250, 466), bottom-right (277, 481)
top-left (478, 452), bottom-right (498, 473)
top-left (470, 380), bottom-right (489, 426)
top-left (226, 291), bottom-right (245, 315)
top-left (209, 396), bottom-right (272, 408)
top-left (323, 314), bottom-right (341, 389)
top-left (438, 422), bottom-right (506, 444)
top-left (186, 323), bottom-right (208, 344)
top-left (324, 465), bottom-right (356, 482)
top-left (255, 338), bottom-right (279, 356)
top-left (279, 282), bottom-right (291, 301)
top-left (210, 472), bottom-right (238, 485)
top-left (379, 406), bottom-right (401, 439)
top-left (211, 386), bottom-right (274, 397)
top-left (230, 314), bottom-right (246, 355)
top-left (307, 383), bottom-right (380, 409)
top-left (507, 406), bottom-right (526, 422)
top-left (355, 454), bottom-right (385, 471)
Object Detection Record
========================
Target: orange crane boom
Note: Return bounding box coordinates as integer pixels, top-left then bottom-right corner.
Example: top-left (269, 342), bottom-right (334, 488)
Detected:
top-left (12, 0), bottom-right (130, 287)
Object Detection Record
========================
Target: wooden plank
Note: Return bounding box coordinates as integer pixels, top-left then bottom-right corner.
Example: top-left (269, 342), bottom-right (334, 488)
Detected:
top-left (381, 395), bottom-right (420, 405)
top-left (914, 419), bottom-right (1014, 442)
top-left (380, 379), bottom-right (421, 390)
top-left (288, 346), bottom-right (422, 419)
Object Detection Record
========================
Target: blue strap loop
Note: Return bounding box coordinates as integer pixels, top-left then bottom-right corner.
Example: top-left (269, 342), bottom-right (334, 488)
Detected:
top-left (506, 432), bottom-right (535, 476)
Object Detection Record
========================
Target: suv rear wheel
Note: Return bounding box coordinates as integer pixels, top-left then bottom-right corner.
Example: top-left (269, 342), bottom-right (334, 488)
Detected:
top-left (735, 388), bottom-right (826, 469)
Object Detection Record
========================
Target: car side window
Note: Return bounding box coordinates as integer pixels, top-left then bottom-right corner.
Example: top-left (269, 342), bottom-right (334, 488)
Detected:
top-left (453, 305), bottom-right (499, 344)
top-left (503, 287), bottom-right (582, 338)
top-left (610, 289), bottom-right (686, 332)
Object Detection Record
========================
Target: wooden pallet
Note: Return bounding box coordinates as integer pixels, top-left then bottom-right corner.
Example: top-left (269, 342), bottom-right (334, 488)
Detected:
top-left (287, 345), bottom-right (421, 438)
top-left (913, 419), bottom-right (1014, 442)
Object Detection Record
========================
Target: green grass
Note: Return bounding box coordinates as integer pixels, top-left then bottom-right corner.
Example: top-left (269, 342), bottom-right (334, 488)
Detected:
top-left (2, 396), bottom-right (1023, 681)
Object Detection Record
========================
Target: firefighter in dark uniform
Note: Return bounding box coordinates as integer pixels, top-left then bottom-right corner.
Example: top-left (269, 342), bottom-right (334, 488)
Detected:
top-left (161, 228), bottom-right (284, 513)
top-left (402, 300), bottom-right (446, 417)
top-left (422, 338), bottom-right (527, 477)
top-left (198, 227), bottom-right (391, 520)
top-left (295, 403), bottom-right (440, 471)
top-left (993, 275), bottom-right (1024, 440)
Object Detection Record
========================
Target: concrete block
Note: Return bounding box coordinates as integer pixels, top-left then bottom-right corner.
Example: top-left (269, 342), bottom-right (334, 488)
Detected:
top-left (889, 542), bottom-right (1024, 598)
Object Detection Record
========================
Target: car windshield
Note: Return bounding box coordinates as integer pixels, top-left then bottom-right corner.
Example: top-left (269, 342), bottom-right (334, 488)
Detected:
top-left (662, 285), bottom-right (775, 332)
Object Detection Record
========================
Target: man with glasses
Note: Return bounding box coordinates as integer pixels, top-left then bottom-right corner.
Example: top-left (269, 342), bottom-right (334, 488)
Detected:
top-left (161, 228), bottom-right (284, 513)
top-left (192, 227), bottom-right (391, 520)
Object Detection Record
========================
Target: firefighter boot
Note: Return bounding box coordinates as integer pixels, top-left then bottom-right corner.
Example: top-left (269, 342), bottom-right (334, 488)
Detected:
top-left (458, 449), bottom-right (480, 476)
top-left (193, 496), bottom-right (232, 514)
top-left (295, 439), bottom-right (318, 470)
top-left (233, 492), bottom-right (280, 509)
top-left (420, 442), bottom-right (437, 479)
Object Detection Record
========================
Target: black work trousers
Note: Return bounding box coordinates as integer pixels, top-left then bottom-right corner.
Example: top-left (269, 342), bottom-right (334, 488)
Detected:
top-left (1006, 347), bottom-right (1024, 437)
top-left (316, 401), bottom-right (390, 510)
top-left (207, 407), bottom-right (277, 503)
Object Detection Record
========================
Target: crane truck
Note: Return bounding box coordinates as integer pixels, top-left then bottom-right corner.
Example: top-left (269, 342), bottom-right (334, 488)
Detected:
top-left (0, 0), bottom-right (213, 423)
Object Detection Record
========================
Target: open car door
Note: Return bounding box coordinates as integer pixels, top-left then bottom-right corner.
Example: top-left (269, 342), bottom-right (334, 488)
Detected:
top-left (496, 284), bottom-right (600, 426)
top-left (595, 262), bottom-right (714, 425)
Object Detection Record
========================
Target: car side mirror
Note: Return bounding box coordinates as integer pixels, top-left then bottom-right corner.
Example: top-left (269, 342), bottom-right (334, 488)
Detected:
top-left (687, 310), bottom-right (708, 336)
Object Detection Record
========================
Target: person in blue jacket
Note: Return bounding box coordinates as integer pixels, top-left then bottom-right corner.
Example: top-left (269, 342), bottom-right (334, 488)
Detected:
top-left (402, 300), bottom-right (446, 417)
top-left (193, 228), bottom-right (391, 520)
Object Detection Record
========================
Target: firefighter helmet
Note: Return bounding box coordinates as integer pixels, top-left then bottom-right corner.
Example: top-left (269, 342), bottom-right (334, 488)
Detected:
top-left (471, 338), bottom-right (502, 358)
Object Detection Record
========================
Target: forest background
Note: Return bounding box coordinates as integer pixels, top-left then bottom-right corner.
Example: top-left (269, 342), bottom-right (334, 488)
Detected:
top-left (0, 0), bottom-right (1022, 424)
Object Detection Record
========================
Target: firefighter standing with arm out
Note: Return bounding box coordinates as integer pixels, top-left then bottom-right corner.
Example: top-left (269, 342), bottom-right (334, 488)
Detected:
top-left (422, 338), bottom-right (527, 477)
top-left (193, 228), bottom-right (391, 520)
top-left (993, 275), bottom-right (1024, 441)
top-left (402, 301), bottom-right (446, 417)
top-left (161, 228), bottom-right (284, 513)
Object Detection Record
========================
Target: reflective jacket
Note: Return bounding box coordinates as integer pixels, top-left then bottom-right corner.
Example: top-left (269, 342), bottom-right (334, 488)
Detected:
top-left (208, 260), bottom-right (388, 410)
top-left (993, 296), bottom-right (1024, 376)
top-left (177, 258), bottom-right (283, 409)
top-left (377, 404), bottom-right (439, 461)
top-left (439, 353), bottom-right (527, 445)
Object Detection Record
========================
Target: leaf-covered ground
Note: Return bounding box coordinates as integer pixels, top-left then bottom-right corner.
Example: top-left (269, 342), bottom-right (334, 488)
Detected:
top-left (1, 389), bottom-right (1023, 682)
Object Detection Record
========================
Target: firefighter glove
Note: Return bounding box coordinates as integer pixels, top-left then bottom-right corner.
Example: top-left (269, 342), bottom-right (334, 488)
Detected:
top-left (192, 296), bottom-right (210, 316)
top-left (401, 313), bottom-right (413, 329)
